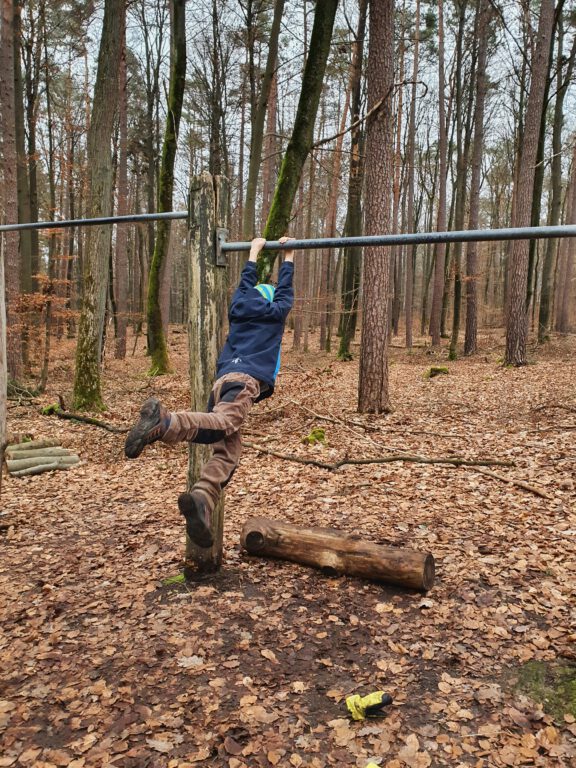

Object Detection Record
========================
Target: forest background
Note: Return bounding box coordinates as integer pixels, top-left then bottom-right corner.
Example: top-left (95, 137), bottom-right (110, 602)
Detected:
top-left (0, 0), bottom-right (575, 425)
top-left (1, 2), bottom-right (576, 766)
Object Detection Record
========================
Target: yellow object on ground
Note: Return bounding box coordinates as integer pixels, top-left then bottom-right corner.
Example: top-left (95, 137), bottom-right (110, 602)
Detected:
top-left (345, 691), bottom-right (393, 720)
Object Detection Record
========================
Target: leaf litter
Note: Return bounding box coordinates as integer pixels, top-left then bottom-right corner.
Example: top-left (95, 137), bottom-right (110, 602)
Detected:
top-left (1, 329), bottom-right (575, 767)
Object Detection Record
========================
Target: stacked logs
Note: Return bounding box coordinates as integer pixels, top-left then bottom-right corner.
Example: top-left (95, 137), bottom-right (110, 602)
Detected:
top-left (5, 439), bottom-right (81, 477)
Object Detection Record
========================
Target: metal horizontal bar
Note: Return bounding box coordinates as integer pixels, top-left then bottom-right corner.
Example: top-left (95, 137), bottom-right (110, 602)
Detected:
top-left (2, 215), bottom-right (576, 249)
top-left (222, 224), bottom-right (576, 251)
top-left (0, 211), bottom-right (188, 233)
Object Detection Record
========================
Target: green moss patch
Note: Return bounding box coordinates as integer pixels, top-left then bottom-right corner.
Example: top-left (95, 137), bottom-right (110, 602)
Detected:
top-left (424, 366), bottom-right (449, 379)
top-left (302, 427), bottom-right (327, 446)
top-left (511, 660), bottom-right (576, 720)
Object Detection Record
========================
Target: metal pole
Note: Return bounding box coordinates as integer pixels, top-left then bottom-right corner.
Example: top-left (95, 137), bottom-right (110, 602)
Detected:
top-left (221, 224), bottom-right (576, 252)
top-left (3, 215), bottom-right (576, 248)
top-left (0, 211), bottom-right (188, 233)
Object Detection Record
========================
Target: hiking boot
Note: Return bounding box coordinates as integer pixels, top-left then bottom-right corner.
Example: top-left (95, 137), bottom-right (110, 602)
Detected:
top-left (124, 397), bottom-right (170, 458)
top-left (178, 492), bottom-right (214, 548)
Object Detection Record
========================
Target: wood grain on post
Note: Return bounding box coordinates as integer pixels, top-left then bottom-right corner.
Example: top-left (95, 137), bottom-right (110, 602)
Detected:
top-left (241, 517), bottom-right (435, 591)
top-left (186, 172), bottom-right (229, 573)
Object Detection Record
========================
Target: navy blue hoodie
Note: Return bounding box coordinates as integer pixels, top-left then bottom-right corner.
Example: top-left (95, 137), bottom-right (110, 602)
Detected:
top-left (216, 260), bottom-right (294, 400)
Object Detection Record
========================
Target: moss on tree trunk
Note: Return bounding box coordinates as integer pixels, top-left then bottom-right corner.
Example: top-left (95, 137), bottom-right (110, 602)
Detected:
top-left (146, 0), bottom-right (186, 375)
top-left (258, 0), bottom-right (339, 281)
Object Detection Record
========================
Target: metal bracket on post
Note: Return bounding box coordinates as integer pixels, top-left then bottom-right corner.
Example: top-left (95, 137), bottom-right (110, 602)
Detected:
top-left (215, 227), bottom-right (229, 267)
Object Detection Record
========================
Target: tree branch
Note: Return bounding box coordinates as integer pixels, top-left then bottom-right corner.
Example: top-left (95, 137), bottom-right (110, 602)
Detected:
top-left (243, 441), bottom-right (514, 471)
top-left (471, 467), bottom-right (552, 500)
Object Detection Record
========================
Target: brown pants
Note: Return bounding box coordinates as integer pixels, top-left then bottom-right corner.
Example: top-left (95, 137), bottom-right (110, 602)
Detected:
top-left (161, 372), bottom-right (261, 512)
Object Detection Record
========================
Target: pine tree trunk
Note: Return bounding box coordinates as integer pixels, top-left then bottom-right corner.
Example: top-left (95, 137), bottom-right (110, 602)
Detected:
top-left (259, 0), bottom-right (339, 280)
top-left (72, 0), bottom-right (123, 410)
top-left (358, 0), bottom-right (394, 414)
top-left (448, 0), bottom-right (473, 362)
top-left (0, 0), bottom-right (23, 382)
top-left (115, 18), bottom-right (129, 359)
top-left (505, 0), bottom-right (554, 366)
top-left (337, 0), bottom-right (367, 361)
top-left (146, 0), bottom-right (186, 375)
top-left (538, 25), bottom-right (576, 342)
top-left (404, 0), bottom-right (420, 350)
top-left (429, 0), bottom-right (447, 348)
top-left (243, 0), bottom-right (285, 239)
top-left (319, 80), bottom-right (351, 351)
top-left (23, 1), bottom-right (41, 289)
top-left (0, 235), bottom-right (6, 498)
top-left (555, 144), bottom-right (576, 332)
top-left (464, 0), bottom-right (491, 356)
top-left (13, 0), bottom-right (32, 297)
top-left (260, 71), bottom-right (278, 232)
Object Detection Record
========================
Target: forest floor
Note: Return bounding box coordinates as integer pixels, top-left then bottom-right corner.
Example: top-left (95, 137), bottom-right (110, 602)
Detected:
top-left (1, 327), bottom-right (575, 768)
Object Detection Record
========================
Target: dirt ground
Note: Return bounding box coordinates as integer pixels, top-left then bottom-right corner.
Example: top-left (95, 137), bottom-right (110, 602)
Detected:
top-left (1, 328), bottom-right (575, 768)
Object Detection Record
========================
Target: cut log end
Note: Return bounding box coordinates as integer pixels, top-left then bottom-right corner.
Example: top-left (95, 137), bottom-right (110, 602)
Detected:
top-left (422, 554), bottom-right (435, 592)
top-left (245, 530), bottom-right (266, 552)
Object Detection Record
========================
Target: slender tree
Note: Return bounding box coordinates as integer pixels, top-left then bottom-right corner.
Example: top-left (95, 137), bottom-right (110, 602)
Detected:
top-left (429, 0), bottom-right (447, 347)
top-left (0, 233), bottom-right (6, 497)
top-left (146, 0), bottom-right (187, 375)
top-left (538, 16), bottom-right (576, 342)
top-left (337, 0), bottom-right (367, 361)
top-left (115, 10), bottom-right (129, 359)
top-left (259, 0), bottom-right (339, 280)
top-left (242, 0), bottom-right (285, 239)
top-left (555, 142), bottom-right (576, 333)
top-left (404, 0), bottom-right (420, 350)
top-left (464, 0), bottom-right (492, 356)
top-left (358, 0), bottom-right (395, 413)
top-left (72, 0), bottom-right (124, 409)
top-left (0, 0), bottom-right (23, 381)
top-left (505, 0), bottom-right (555, 366)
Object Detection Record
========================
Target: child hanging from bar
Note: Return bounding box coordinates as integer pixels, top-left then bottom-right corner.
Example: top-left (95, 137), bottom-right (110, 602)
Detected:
top-left (124, 236), bottom-right (295, 547)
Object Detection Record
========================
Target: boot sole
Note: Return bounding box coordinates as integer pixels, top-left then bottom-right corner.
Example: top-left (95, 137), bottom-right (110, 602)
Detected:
top-left (178, 493), bottom-right (214, 548)
top-left (124, 398), bottom-right (162, 458)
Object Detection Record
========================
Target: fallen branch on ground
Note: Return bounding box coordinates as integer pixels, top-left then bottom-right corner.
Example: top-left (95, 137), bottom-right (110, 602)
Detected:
top-left (243, 441), bottom-right (514, 471)
top-left (470, 467), bottom-right (552, 499)
top-left (533, 402), bottom-right (576, 414)
top-left (41, 404), bottom-right (128, 433)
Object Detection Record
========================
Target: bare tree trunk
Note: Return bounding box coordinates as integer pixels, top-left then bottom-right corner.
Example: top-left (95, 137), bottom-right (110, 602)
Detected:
top-left (73, 0), bottom-right (123, 409)
top-left (243, 0), bottom-right (285, 239)
top-left (429, 0), bottom-right (447, 348)
top-left (337, 0), bottom-right (367, 361)
top-left (13, 0), bottom-right (32, 297)
top-left (404, 0), bottom-right (420, 350)
top-left (539, 21), bottom-right (576, 342)
top-left (260, 0), bottom-right (339, 279)
top-left (555, 143), bottom-right (576, 332)
top-left (23, 0), bottom-right (41, 289)
top-left (115, 14), bottom-right (129, 359)
top-left (505, 0), bottom-right (554, 366)
top-left (260, 71), bottom-right (278, 231)
top-left (0, 235), bottom-right (6, 497)
top-left (0, 0), bottom-right (23, 381)
top-left (448, 0), bottom-right (473, 361)
top-left (464, 0), bottom-right (491, 355)
top-left (319, 80), bottom-right (351, 351)
top-left (358, 0), bottom-right (394, 414)
top-left (147, 0), bottom-right (186, 375)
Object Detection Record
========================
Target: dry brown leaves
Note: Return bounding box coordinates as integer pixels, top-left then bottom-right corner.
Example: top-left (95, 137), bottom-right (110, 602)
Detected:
top-left (1, 329), bottom-right (575, 767)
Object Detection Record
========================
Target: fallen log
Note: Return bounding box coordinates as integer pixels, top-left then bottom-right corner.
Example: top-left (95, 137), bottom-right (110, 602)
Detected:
top-left (240, 517), bottom-right (435, 591)
top-left (6, 446), bottom-right (72, 459)
top-left (6, 455), bottom-right (80, 472)
top-left (6, 439), bottom-right (60, 453)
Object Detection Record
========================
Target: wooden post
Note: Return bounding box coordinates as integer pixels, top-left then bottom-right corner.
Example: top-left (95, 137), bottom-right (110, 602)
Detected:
top-left (0, 233), bottom-right (7, 497)
top-left (241, 517), bottom-right (435, 591)
top-left (186, 172), bottom-right (229, 573)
